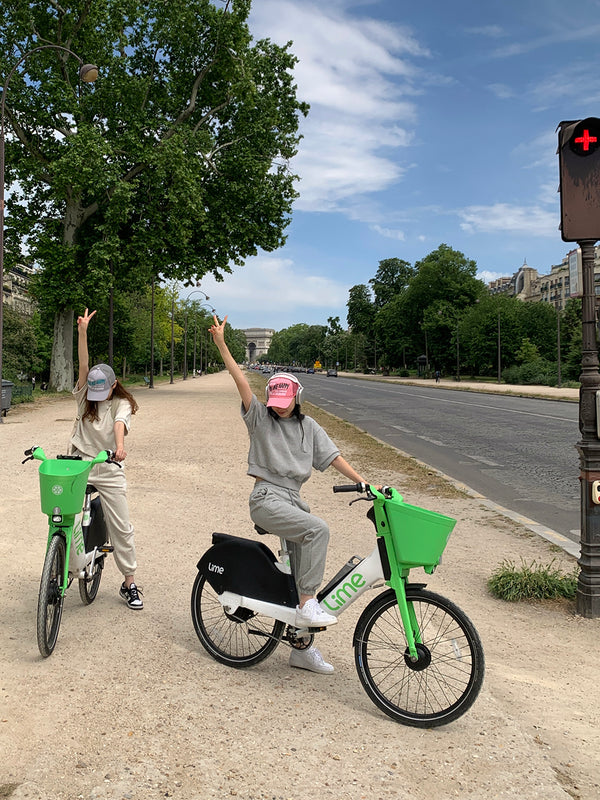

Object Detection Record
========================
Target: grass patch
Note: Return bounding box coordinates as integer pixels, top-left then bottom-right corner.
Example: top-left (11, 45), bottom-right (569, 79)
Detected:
top-left (488, 558), bottom-right (578, 601)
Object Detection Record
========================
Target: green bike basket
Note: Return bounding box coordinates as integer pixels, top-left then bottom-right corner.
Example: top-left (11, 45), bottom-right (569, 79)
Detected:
top-left (38, 459), bottom-right (91, 516)
top-left (383, 494), bottom-right (457, 567)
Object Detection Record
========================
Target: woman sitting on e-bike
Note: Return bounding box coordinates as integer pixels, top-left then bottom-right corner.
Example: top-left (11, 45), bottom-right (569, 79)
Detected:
top-left (209, 316), bottom-right (376, 674)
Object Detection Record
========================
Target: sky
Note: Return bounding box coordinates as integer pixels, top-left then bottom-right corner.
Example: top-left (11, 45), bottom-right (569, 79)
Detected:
top-left (193, 0), bottom-right (600, 331)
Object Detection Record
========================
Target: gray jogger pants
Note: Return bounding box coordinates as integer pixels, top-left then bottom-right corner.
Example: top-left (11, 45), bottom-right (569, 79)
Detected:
top-left (248, 482), bottom-right (329, 597)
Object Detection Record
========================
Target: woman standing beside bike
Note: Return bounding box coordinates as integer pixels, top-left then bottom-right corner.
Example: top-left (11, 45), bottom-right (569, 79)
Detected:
top-left (209, 315), bottom-right (372, 674)
top-left (70, 308), bottom-right (143, 610)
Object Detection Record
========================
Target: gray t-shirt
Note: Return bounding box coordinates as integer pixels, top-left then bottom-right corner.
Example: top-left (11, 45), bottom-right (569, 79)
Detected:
top-left (242, 395), bottom-right (340, 491)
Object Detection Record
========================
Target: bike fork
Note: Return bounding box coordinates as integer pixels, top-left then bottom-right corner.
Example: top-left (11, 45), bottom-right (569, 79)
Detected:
top-left (394, 581), bottom-right (422, 661)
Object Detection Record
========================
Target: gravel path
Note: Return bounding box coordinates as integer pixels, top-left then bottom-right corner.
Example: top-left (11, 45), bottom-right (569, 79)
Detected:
top-left (0, 373), bottom-right (598, 800)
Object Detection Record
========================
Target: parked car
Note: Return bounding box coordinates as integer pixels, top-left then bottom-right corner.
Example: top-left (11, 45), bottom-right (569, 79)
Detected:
top-left (326, 369), bottom-right (338, 377)
top-left (306, 367), bottom-right (315, 374)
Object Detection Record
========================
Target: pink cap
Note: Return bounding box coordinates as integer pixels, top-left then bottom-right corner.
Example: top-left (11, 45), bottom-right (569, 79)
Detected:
top-left (266, 376), bottom-right (298, 408)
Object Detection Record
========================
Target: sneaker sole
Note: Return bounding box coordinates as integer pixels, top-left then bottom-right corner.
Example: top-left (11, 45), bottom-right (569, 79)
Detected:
top-left (119, 594), bottom-right (143, 610)
top-left (295, 617), bottom-right (338, 628)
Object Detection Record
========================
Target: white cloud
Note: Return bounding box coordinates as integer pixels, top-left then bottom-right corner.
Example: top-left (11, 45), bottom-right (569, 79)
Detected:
top-left (196, 254), bottom-right (351, 328)
top-left (249, 1), bottom-right (428, 213)
top-left (477, 269), bottom-right (509, 283)
top-left (370, 224), bottom-right (406, 241)
top-left (465, 25), bottom-right (506, 38)
top-left (488, 83), bottom-right (514, 99)
top-left (492, 23), bottom-right (600, 59)
top-left (458, 203), bottom-right (559, 237)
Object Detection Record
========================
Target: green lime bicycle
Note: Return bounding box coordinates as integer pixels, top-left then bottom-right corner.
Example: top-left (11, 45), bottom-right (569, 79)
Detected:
top-left (192, 484), bottom-right (485, 727)
top-left (23, 445), bottom-right (117, 657)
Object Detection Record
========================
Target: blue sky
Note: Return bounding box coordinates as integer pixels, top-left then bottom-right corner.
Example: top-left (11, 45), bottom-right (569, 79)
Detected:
top-left (195, 0), bottom-right (600, 331)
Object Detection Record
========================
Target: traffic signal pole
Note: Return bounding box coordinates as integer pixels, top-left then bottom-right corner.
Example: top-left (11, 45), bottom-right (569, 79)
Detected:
top-left (576, 239), bottom-right (600, 617)
top-left (557, 118), bottom-right (600, 617)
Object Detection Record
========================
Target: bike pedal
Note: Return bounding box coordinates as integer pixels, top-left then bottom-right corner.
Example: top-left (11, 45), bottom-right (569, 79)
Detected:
top-left (99, 545), bottom-right (114, 553)
top-left (295, 625), bottom-right (326, 634)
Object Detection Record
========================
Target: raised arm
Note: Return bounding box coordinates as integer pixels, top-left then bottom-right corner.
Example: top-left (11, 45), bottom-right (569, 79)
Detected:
top-left (209, 315), bottom-right (253, 412)
top-left (76, 308), bottom-right (97, 390)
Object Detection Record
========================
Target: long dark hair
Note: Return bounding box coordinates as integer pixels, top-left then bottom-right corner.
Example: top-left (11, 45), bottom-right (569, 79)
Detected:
top-left (82, 380), bottom-right (139, 423)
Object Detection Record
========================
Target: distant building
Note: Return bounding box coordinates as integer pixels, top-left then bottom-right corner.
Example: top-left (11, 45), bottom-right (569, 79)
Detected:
top-left (488, 245), bottom-right (600, 310)
top-left (241, 327), bottom-right (274, 361)
top-left (2, 262), bottom-right (35, 315)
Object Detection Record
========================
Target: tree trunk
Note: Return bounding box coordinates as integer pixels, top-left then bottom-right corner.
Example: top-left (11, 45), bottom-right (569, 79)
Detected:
top-left (49, 308), bottom-right (75, 392)
top-left (49, 202), bottom-right (82, 391)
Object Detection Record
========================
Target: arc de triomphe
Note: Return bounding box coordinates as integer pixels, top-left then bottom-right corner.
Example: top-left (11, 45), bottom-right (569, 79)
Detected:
top-left (242, 328), bottom-right (274, 362)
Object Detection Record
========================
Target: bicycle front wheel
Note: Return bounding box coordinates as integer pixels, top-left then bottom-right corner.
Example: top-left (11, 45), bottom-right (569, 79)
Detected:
top-left (191, 574), bottom-right (284, 667)
top-left (354, 588), bottom-right (484, 727)
top-left (37, 535), bottom-right (66, 658)
top-left (78, 555), bottom-right (104, 605)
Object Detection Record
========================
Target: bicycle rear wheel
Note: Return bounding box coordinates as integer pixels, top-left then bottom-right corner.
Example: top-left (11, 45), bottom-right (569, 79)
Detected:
top-left (37, 534), bottom-right (66, 658)
top-left (78, 555), bottom-right (104, 604)
top-left (354, 588), bottom-right (484, 727)
top-left (191, 573), bottom-right (284, 667)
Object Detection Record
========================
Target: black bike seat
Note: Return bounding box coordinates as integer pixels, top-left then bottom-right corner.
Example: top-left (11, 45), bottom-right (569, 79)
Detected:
top-left (254, 524), bottom-right (270, 536)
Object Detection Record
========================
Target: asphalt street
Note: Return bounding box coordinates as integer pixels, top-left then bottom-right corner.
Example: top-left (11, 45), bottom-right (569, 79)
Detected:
top-left (298, 373), bottom-right (581, 544)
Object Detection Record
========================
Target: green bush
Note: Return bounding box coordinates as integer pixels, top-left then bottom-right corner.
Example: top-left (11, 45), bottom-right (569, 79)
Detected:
top-left (488, 558), bottom-right (577, 601)
top-left (502, 358), bottom-right (559, 386)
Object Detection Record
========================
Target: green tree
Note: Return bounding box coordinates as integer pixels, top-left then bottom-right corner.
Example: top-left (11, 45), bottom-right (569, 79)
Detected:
top-left (1, 0), bottom-right (308, 390)
top-left (1, 307), bottom-right (37, 381)
top-left (369, 257), bottom-right (414, 309)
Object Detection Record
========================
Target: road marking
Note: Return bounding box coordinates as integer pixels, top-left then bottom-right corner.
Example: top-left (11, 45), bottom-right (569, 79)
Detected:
top-left (416, 435), bottom-right (446, 446)
top-left (366, 387), bottom-right (574, 423)
top-left (467, 454), bottom-right (501, 467)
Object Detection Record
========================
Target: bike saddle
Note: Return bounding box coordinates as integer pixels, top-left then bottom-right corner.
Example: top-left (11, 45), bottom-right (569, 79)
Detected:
top-left (254, 524), bottom-right (270, 536)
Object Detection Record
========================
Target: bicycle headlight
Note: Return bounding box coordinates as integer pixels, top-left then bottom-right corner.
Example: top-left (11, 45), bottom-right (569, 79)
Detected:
top-left (52, 506), bottom-right (63, 524)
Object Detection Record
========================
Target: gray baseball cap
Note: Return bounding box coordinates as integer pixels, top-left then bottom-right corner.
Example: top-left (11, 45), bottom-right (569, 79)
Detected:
top-left (87, 363), bottom-right (116, 400)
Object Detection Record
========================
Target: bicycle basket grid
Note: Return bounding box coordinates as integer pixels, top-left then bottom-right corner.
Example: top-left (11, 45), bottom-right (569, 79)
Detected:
top-left (38, 459), bottom-right (91, 516)
top-left (382, 492), bottom-right (456, 567)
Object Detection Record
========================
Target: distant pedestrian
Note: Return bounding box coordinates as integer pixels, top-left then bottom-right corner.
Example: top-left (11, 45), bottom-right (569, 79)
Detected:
top-left (435, 370), bottom-right (441, 383)
top-left (31, 376), bottom-right (36, 391)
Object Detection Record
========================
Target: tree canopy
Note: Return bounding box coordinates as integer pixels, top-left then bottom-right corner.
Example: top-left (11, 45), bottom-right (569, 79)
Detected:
top-left (1, 0), bottom-right (308, 388)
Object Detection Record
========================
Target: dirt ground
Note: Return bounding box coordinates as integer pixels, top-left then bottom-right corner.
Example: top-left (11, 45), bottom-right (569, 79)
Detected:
top-left (1, 372), bottom-right (599, 800)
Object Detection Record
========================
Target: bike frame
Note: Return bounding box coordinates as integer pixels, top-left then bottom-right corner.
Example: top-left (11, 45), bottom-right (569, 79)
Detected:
top-left (30, 447), bottom-right (110, 599)
top-left (215, 484), bottom-right (450, 660)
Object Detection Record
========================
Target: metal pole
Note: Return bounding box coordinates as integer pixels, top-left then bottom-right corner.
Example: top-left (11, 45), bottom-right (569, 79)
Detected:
top-left (576, 238), bottom-right (600, 617)
top-left (149, 280), bottom-right (155, 388)
top-left (497, 311), bottom-right (501, 383)
top-left (170, 292), bottom-right (175, 384)
top-left (193, 313), bottom-right (197, 377)
top-left (557, 307), bottom-right (562, 389)
top-left (456, 322), bottom-right (460, 381)
top-left (183, 312), bottom-right (188, 380)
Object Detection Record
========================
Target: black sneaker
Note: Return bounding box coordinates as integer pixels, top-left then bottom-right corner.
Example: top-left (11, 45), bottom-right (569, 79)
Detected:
top-left (119, 582), bottom-right (143, 610)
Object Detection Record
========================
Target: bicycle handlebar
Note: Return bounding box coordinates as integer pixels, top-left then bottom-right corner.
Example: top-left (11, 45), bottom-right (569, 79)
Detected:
top-left (22, 446), bottom-right (120, 467)
top-left (333, 483), bottom-right (366, 493)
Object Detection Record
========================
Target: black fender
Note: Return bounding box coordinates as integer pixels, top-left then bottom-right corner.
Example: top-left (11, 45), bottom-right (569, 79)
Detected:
top-left (196, 532), bottom-right (298, 608)
top-left (83, 495), bottom-right (107, 551)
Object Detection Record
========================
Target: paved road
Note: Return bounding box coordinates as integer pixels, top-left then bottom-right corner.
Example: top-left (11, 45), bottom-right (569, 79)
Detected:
top-left (300, 373), bottom-right (581, 542)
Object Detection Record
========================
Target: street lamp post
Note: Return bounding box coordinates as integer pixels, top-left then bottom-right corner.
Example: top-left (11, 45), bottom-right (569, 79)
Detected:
top-left (170, 291), bottom-right (175, 385)
top-left (0, 45), bottom-right (97, 421)
top-left (557, 305), bottom-right (562, 389)
top-left (576, 239), bottom-right (600, 617)
top-left (497, 310), bottom-right (501, 383)
top-left (184, 290), bottom-right (212, 378)
top-left (149, 279), bottom-right (155, 388)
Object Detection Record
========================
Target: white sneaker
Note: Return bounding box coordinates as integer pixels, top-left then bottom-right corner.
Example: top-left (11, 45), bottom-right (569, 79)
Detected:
top-left (295, 598), bottom-right (337, 627)
top-left (289, 646), bottom-right (334, 674)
